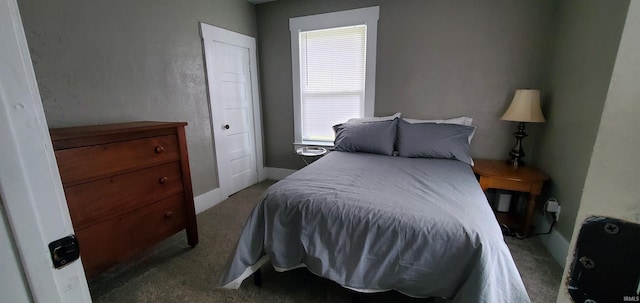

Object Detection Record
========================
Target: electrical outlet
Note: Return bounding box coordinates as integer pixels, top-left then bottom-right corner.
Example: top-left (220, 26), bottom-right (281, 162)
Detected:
top-left (546, 198), bottom-right (560, 212)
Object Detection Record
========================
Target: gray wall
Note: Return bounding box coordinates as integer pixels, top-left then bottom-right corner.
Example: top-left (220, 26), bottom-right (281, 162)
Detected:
top-left (18, 0), bottom-right (257, 196)
top-left (558, 2), bottom-right (640, 300)
top-left (257, 0), bottom-right (555, 169)
top-left (533, 0), bottom-right (629, 240)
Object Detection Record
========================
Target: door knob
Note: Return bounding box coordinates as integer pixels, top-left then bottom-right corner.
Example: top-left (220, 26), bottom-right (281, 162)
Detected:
top-left (224, 124), bottom-right (230, 130)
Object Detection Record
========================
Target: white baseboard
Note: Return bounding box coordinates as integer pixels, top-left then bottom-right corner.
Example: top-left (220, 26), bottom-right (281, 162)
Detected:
top-left (194, 167), bottom-right (280, 214)
top-left (194, 188), bottom-right (223, 214)
top-left (533, 212), bottom-right (570, 268)
top-left (258, 166), bottom-right (267, 182)
top-left (266, 167), bottom-right (297, 180)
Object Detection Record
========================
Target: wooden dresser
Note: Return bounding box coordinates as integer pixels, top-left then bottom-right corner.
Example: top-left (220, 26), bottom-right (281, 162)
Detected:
top-left (50, 121), bottom-right (198, 278)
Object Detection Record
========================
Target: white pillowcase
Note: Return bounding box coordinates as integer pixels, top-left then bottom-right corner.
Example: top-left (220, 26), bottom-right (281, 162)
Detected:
top-left (347, 112), bottom-right (401, 124)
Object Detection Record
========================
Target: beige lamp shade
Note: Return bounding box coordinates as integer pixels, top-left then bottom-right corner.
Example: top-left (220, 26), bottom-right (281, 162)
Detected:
top-left (500, 89), bottom-right (546, 123)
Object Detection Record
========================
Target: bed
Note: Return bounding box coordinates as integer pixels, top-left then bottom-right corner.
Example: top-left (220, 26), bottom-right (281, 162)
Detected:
top-left (217, 118), bottom-right (530, 302)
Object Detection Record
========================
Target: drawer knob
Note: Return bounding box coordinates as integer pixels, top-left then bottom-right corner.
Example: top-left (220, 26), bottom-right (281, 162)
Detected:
top-left (159, 176), bottom-right (168, 184)
top-left (164, 211), bottom-right (174, 219)
top-left (154, 146), bottom-right (165, 153)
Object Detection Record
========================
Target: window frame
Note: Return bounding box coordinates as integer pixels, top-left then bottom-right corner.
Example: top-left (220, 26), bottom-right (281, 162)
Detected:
top-left (289, 6), bottom-right (379, 145)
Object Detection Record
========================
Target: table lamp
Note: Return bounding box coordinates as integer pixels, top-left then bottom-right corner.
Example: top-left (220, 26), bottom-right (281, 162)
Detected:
top-left (500, 89), bottom-right (546, 167)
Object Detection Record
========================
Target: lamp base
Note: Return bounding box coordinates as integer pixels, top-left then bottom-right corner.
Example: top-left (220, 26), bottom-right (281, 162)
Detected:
top-left (506, 158), bottom-right (525, 168)
top-left (507, 122), bottom-right (528, 168)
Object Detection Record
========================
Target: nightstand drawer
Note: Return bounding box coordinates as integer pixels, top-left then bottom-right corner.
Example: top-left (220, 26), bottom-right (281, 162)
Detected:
top-left (480, 177), bottom-right (534, 193)
top-left (64, 161), bottom-right (184, 230)
top-left (55, 135), bottom-right (180, 185)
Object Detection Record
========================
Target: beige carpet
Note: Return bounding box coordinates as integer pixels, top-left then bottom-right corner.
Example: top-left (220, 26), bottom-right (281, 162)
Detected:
top-left (90, 180), bottom-right (563, 302)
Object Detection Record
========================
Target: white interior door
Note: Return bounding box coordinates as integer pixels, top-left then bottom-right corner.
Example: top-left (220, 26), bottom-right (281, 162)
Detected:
top-left (213, 42), bottom-right (258, 195)
top-left (201, 24), bottom-right (265, 199)
top-left (0, 0), bottom-right (91, 301)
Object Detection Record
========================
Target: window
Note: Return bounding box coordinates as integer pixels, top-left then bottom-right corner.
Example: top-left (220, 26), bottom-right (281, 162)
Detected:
top-left (290, 7), bottom-right (379, 144)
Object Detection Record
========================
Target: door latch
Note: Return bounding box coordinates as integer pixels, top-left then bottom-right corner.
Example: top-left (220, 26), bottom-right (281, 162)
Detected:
top-left (48, 235), bottom-right (80, 269)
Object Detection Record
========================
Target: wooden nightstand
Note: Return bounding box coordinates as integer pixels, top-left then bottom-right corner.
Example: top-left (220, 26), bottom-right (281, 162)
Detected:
top-left (472, 159), bottom-right (549, 237)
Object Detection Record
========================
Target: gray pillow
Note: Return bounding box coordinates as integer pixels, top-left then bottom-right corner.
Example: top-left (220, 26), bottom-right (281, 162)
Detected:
top-left (333, 119), bottom-right (398, 156)
top-left (396, 119), bottom-right (475, 165)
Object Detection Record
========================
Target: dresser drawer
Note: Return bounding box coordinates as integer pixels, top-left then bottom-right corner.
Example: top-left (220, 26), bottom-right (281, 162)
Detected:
top-left (64, 161), bottom-right (184, 230)
top-left (76, 194), bottom-right (187, 278)
top-left (55, 135), bottom-right (180, 185)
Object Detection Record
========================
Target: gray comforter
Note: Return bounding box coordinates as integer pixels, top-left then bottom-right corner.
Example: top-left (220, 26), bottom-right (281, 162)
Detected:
top-left (218, 151), bottom-right (530, 302)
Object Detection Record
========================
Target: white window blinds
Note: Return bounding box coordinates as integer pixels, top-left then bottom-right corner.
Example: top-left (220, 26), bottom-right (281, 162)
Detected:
top-left (299, 25), bottom-right (367, 142)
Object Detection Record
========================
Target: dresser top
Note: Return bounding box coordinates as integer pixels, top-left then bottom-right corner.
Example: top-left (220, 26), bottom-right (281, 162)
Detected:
top-left (50, 121), bottom-right (187, 141)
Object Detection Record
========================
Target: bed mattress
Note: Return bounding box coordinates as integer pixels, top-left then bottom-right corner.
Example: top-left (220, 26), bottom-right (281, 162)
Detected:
top-left (218, 151), bottom-right (529, 303)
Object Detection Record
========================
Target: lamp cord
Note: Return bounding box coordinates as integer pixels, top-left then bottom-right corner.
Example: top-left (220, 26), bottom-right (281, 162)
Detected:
top-left (503, 212), bottom-right (557, 240)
